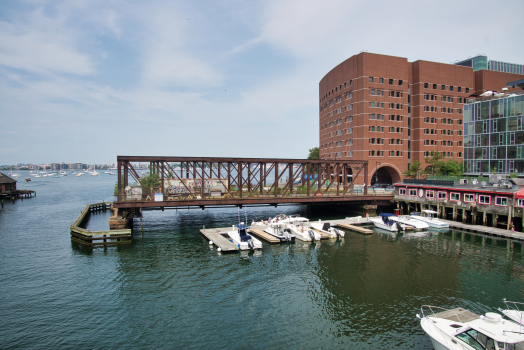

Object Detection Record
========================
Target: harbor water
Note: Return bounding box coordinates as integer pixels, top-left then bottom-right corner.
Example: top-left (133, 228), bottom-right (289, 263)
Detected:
top-left (1, 173), bottom-right (523, 349)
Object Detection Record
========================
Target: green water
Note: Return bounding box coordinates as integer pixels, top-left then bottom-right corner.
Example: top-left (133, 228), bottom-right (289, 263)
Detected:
top-left (0, 173), bottom-right (522, 349)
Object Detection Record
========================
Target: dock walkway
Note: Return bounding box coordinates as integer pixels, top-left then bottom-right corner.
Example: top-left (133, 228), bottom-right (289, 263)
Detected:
top-left (440, 219), bottom-right (524, 241)
top-left (200, 228), bottom-right (239, 251)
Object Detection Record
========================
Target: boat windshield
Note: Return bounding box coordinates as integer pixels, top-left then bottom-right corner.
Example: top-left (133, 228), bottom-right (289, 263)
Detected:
top-left (456, 329), bottom-right (494, 350)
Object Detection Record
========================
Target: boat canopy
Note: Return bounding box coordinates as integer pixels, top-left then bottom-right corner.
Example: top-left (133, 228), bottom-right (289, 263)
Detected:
top-left (235, 224), bottom-right (250, 230)
top-left (379, 213), bottom-right (397, 218)
top-left (422, 210), bottom-right (438, 214)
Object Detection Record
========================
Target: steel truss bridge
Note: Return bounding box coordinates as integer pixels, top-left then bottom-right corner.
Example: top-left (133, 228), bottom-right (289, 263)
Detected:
top-left (114, 156), bottom-right (394, 211)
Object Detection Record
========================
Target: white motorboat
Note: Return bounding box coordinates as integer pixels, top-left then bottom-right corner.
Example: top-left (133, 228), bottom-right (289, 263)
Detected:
top-left (310, 220), bottom-right (345, 238)
top-left (410, 210), bottom-right (449, 228)
top-left (418, 305), bottom-right (524, 350)
top-left (75, 173), bottom-right (84, 177)
top-left (370, 213), bottom-right (404, 232)
top-left (279, 215), bottom-right (321, 241)
top-left (227, 224), bottom-right (262, 250)
top-left (499, 299), bottom-right (524, 325)
top-left (263, 222), bottom-right (295, 242)
top-left (392, 215), bottom-right (429, 231)
top-left (90, 170), bottom-right (100, 176)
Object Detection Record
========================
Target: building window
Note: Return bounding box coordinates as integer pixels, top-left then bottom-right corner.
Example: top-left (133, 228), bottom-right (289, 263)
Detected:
top-left (399, 188), bottom-right (406, 196)
top-left (450, 192), bottom-right (460, 201)
top-left (433, 84), bottom-right (437, 89)
top-left (495, 197), bottom-right (508, 206)
top-left (465, 88), bottom-right (469, 93)
top-left (450, 86), bottom-right (454, 92)
top-left (389, 79), bottom-right (394, 85)
top-left (516, 198), bottom-right (524, 207)
top-left (409, 189), bottom-right (417, 197)
top-left (426, 190), bottom-right (434, 198)
top-left (379, 78), bottom-right (383, 84)
top-left (350, 80), bottom-right (353, 86)
top-left (479, 195), bottom-right (491, 205)
top-left (441, 85), bottom-right (445, 90)
top-left (458, 87), bottom-right (462, 92)
top-left (399, 80), bottom-right (403, 86)
top-left (464, 194), bottom-right (475, 203)
top-left (438, 191), bottom-right (447, 200)
top-left (424, 83), bottom-right (428, 88)
top-left (369, 77), bottom-right (374, 83)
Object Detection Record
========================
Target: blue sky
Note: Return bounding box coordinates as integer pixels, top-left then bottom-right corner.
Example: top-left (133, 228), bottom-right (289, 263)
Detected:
top-left (1, 0), bottom-right (523, 165)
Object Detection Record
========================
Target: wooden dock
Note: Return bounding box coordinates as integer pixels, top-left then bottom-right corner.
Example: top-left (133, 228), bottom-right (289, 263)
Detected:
top-left (200, 228), bottom-right (239, 252)
top-left (335, 223), bottom-right (373, 235)
top-left (70, 202), bottom-right (132, 247)
top-left (440, 219), bottom-right (524, 241)
top-left (248, 229), bottom-right (281, 244)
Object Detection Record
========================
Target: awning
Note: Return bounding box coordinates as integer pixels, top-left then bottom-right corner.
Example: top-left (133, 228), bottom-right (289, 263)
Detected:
top-left (515, 189), bottom-right (524, 199)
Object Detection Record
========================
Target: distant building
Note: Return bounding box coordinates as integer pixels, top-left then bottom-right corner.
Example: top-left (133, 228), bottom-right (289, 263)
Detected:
top-left (463, 90), bottom-right (524, 175)
top-left (0, 172), bottom-right (17, 194)
top-left (455, 55), bottom-right (524, 74)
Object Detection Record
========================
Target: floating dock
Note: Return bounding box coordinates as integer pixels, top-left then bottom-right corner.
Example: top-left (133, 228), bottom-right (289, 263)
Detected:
top-left (335, 222), bottom-right (373, 235)
top-left (200, 228), bottom-right (239, 252)
top-left (248, 229), bottom-right (281, 244)
top-left (440, 219), bottom-right (524, 241)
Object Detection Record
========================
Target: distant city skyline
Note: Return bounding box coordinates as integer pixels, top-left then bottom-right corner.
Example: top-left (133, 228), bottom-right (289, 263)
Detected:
top-left (1, 0), bottom-right (523, 164)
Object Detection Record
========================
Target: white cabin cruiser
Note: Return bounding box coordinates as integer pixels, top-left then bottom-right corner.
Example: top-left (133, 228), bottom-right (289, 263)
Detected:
top-left (263, 222), bottom-right (295, 242)
top-left (227, 224), bottom-right (262, 250)
top-left (411, 210), bottom-right (449, 228)
top-left (499, 299), bottom-right (524, 325)
top-left (310, 220), bottom-right (345, 238)
top-left (392, 215), bottom-right (429, 231)
top-left (418, 305), bottom-right (524, 350)
top-left (370, 213), bottom-right (404, 232)
top-left (279, 215), bottom-right (320, 241)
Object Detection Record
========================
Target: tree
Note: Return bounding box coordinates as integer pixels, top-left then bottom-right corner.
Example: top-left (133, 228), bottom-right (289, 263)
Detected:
top-left (141, 173), bottom-right (161, 192)
top-left (307, 147), bottom-right (320, 160)
top-left (402, 160), bottom-right (423, 179)
top-left (424, 150), bottom-right (445, 175)
top-left (437, 159), bottom-right (463, 176)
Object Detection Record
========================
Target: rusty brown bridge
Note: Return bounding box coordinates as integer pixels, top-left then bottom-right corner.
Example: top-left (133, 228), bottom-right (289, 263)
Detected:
top-left (112, 156), bottom-right (393, 219)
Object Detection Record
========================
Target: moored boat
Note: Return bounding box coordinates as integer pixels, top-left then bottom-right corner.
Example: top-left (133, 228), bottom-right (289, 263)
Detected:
top-left (417, 305), bottom-right (524, 350)
top-left (370, 213), bottom-right (404, 232)
top-left (391, 215), bottom-right (429, 231)
top-left (227, 224), bottom-right (262, 250)
top-left (310, 220), bottom-right (345, 238)
top-left (263, 222), bottom-right (295, 242)
top-left (410, 210), bottom-right (449, 228)
top-left (499, 299), bottom-right (524, 325)
top-left (279, 215), bottom-right (320, 241)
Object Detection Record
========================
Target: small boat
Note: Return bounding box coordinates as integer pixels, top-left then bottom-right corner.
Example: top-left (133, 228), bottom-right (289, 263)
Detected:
top-left (90, 170), bottom-right (99, 176)
top-left (24, 177), bottom-right (31, 182)
top-left (75, 173), bottom-right (84, 177)
top-left (263, 222), bottom-right (295, 242)
top-left (279, 215), bottom-right (321, 241)
top-left (417, 305), bottom-right (524, 350)
top-left (410, 210), bottom-right (449, 228)
top-left (108, 172), bottom-right (116, 175)
top-left (391, 215), bottom-right (429, 231)
top-left (499, 299), bottom-right (524, 325)
top-left (370, 213), bottom-right (404, 232)
top-left (227, 223), bottom-right (262, 250)
top-left (310, 220), bottom-right (345, 238)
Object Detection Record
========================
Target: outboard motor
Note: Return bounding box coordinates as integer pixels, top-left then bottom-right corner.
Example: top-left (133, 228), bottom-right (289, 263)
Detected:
top-left (308, 230), bottom-right (316, 241)
top-left (334, 228), bottom-right (341, 238)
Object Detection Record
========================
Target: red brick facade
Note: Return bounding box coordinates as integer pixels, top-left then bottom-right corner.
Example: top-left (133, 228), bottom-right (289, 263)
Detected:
top-left (319, 52), bottom-right (524, 185)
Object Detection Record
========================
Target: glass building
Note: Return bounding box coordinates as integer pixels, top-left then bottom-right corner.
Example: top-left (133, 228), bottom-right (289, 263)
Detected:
top-left (455, 55), bottom-right (524, 74)
top-left (463, 93), bottom-right (524, 175)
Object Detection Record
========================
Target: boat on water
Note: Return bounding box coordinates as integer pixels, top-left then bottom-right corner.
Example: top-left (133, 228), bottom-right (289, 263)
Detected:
top-left (370, 213), bottom-right (404, 232)
top-left (499, 299), bottom-right (524, 325)
top-left (391, 215), bottom-right (429, 231)
top-left (310, 220), bottom-right (345, 238)
top-left (410, 210), bottom-right (449, 228)
top-left (75, 173), bottom-right (84, 177)
top-left (263, 222), bottom-right (295, 242)
top-left (417, 305), bottom-right (524, 350)
top-left (227, 224), bottom-right (262, 250)
top-left (279, 215), bottom-right (321, 241)
top-left (24, 177), bottom-right (31, 182)
top-left (90, 170), bottom-right (99, 176)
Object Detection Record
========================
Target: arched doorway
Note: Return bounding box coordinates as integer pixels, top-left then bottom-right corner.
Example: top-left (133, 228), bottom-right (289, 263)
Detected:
top-left (370, 165), bottom-right (401, 185)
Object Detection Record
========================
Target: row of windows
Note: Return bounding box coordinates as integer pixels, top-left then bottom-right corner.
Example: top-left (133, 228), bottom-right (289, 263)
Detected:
top-left (398, 189), bottom-right (508, 206)
top-left (369, 102), bottom-right (384, 108)
top-left (423, 95), bottom-right (466, 103)
top-left (423, 106), bottom-right (462, 114)
top-left (423, 140), bottom-right (462, 146)
top-left (423, 117), bottom-right (462, 124)
top-left (368, 150), bottom-right (403, 156)
top-left (369, 113), bottom-right (384, 120)
top-left (369, 77), bottom-right (404, 86)
top-left (422, 151), bottom-right (462, 157)
top-left (388, 151), bottom-right (404, 157)
top-left (423, 83), bottom-right (470, 93)
top-left (369, 138), bottom-right (384, 144)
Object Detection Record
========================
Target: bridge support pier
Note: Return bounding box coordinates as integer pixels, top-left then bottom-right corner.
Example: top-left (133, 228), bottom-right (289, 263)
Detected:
top-left (109, 207), bottom-right (133, 230)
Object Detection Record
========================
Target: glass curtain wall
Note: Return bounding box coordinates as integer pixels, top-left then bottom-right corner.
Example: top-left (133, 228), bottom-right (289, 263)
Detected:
top-left (464, 95), bottom-right (524, 175)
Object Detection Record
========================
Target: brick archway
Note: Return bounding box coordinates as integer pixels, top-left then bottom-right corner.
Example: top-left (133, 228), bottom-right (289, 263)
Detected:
top-left (370, 164), bottom-right (402, 185)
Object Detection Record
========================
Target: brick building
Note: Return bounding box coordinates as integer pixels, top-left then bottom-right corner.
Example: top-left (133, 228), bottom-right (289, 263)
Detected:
top-left (319, 52), bottom-right (524, 185)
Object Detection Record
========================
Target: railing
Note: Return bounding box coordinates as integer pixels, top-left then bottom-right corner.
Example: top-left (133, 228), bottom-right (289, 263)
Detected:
top-left (418, 306), bottom-right (470, 350)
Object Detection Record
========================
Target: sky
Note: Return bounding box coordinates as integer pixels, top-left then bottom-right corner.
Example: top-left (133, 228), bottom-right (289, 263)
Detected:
top-left (1, 0), bottom-right (523, 165)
